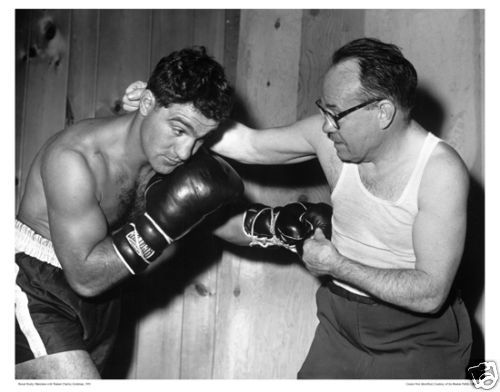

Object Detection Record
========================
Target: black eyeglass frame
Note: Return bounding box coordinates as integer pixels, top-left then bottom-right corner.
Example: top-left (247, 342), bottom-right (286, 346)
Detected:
top-left (315, 98), bottom-right (381, 129)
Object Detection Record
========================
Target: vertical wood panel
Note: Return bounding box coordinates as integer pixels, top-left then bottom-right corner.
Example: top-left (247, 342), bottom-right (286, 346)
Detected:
top-left (213, 9), bottom-right (320, 379)
top-left (178, 237), bottom-right (220, 379)
top-left (234, 10), bottom-right (301, 129)
top-left (193, 10), bottom-right (226, 63)
top-left (133, 284), bottom-right (184, 379)
top-left (214, 247), bottom-right (320, 378)
top-left (299, 9), bottom-right (365, 119)
top-left (150, 10), bottom-right (195, 68)
top-left (15, 10), bottom-right (32, 209)
top-left (19, 10), bottom-right (71, 199)
top-left (473, 11), bottom-right (484, 184)
top-left (222, 10), bottom-right (241, 87)
top-left (150, 10), bottom-right (226, 71)
top-left (95, 10), bottom-right (152, 118)
top-left (67, 10), bottom-right (99, 122)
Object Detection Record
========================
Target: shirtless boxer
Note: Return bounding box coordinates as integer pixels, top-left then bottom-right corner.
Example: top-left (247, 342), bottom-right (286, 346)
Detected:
top-left (124, 38), bottom-right (472, 378)
top-left (15, 47), bottom-right (243, 379)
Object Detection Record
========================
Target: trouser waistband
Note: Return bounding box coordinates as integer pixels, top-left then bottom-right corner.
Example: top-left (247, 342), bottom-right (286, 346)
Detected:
top-left (15, 220), bottom-right (62, 269)
top-left (325, 280), bottom-right (378, 305)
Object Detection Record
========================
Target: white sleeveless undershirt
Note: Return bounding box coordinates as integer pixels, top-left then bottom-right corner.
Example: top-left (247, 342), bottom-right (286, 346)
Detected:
top-left (330, 132), bottom-right (441, 295)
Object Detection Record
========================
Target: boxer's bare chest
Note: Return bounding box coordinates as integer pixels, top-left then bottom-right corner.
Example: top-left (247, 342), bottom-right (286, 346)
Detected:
top-left (98, 165), bottom-right (154, 230)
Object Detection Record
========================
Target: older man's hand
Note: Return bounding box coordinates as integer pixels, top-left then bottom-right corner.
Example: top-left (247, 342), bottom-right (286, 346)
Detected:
top-left (302, 228), bottom-right (342, 277)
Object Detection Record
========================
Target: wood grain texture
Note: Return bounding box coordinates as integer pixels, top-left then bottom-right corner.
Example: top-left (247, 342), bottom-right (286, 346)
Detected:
top-left (298, 9), bottom-right (365, 119)
top-left (67, 10), bottom-right (99, 122)
top-left (18, 10), bottom-right (71, 199)
top-left (178, 235), bottom-right (220, 379)
top-left (235, 9), bottom-right (302, 129)
top-left (15, 10), bottom-right (32, 209)
top-left (213, 246), bottom-right (320, 378)
top-left (211, 9), bottom-right (321, 379)
top-left (133, 288), bottom-right (184, 379)
top-left (222, 10), bottom-right (240, 87)
top-left (193, 10), bottom-right (226, 63)
top-left (150, 10), bottom-right (195, 68)
top-left (95, 10), bottom-right (151, 118)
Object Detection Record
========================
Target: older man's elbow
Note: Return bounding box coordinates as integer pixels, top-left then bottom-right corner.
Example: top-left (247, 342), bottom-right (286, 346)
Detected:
top-left (415, 290), bottom-right (448, 314)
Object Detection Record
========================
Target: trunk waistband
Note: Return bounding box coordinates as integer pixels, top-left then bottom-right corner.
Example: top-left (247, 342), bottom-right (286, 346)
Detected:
top-left (15, 220), bottom-right (62, 269)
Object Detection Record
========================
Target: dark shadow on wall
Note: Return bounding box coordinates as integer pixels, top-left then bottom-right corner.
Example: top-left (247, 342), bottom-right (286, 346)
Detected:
top-left (413, 87), bottom-right (446, 137)
top-left (415, 86), bottom-right (485, 371)
top-left (455, 176), bottom-right (485, 370)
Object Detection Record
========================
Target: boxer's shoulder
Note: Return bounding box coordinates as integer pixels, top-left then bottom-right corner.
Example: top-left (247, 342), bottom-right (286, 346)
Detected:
top-left (42, 117), bottom-right (123, 181)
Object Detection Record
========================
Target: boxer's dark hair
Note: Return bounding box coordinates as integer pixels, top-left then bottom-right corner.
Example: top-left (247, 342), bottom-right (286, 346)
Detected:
top-left (332, 38), bottom-right (417, 117)
top-left (147, 46), bottom-right (233, 122)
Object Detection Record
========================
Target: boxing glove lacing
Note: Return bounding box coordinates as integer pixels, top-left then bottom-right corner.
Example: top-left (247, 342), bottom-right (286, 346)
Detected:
top-left (243, 207), bottom-right (295, 251)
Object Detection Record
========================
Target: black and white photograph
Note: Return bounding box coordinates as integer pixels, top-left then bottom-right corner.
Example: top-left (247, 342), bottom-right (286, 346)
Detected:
top-left (8, 5), bottom-right (496, 391)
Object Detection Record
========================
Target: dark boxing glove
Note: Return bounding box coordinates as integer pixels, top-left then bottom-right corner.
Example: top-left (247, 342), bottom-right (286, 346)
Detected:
top-left (113, 149), bottom-right (244, 274)
top-left (243, 201), bottom-right (332, 252)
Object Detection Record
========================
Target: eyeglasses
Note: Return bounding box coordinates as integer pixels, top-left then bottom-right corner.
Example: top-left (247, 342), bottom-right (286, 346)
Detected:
top-left (315, 98), bottom-right (381, 129)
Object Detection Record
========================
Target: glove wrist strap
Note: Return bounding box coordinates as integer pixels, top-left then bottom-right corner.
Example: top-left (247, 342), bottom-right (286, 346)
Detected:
top-left (112, 222), bottom-right (160, 275)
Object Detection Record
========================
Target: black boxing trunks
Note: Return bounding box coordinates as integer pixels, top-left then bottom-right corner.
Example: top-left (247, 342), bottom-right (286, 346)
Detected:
top-left (297, 282), bottom-right (472, 379)
top-left (15, 220), bottom-right (121, 372)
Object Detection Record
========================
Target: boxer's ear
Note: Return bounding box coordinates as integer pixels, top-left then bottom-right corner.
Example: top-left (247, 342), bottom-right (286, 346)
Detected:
top-left (139, 89), bottom-right (156, 116)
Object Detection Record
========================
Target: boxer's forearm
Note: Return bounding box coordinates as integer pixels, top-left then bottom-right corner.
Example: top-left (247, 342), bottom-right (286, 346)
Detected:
top-left (59, 237), bottom-right (133, 297)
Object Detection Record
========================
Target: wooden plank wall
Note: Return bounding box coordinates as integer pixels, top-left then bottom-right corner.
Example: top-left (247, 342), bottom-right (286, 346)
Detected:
top-left (15, 10), bottom-right (31, 205)
top-left (213, 10), bottom-right (324, 379)
top-left (16, 10), bottom-right (71, 209)
top-left (15, 9), bottom-right (484, 379)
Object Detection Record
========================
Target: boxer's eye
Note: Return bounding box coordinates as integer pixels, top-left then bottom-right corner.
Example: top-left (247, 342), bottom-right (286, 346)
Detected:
top-left (172, 128), bottom-right (185, 136)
